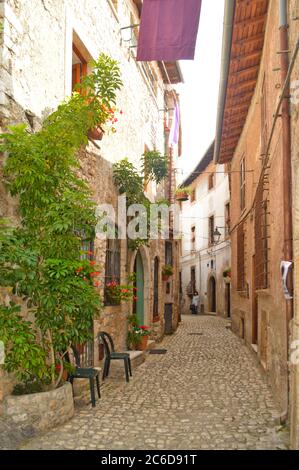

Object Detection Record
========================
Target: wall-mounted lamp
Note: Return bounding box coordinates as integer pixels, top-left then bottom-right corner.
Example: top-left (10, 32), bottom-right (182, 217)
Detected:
top-left (213, 227), bottom-right (222, 244)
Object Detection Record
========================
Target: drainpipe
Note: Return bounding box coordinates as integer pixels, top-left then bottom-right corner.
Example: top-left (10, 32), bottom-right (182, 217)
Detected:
top-left (279, 0), bottom-right (293, 420)
top-left (279, 0), bottom-right (293, 328)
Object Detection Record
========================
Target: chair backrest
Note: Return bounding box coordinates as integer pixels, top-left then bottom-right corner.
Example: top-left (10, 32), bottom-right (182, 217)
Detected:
top-left (71, 341), bottom-right (94, 368)
top-left (98, 331), bottom-right (115, 358)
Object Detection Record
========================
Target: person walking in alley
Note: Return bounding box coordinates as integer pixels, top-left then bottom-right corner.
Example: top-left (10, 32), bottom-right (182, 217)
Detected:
top-left (190, 291), bottom-right (200, 315)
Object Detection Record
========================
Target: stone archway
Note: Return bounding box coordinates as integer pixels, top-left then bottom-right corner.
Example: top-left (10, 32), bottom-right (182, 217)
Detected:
top-left (129, 245), bottom-right (151, 326)
top-left (208, 274), bottom-right (217, 313)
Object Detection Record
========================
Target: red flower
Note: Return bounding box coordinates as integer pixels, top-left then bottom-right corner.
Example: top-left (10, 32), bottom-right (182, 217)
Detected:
top-left (90, 261), bottom-right (97, 266)
top-left (87, 250), bottom-right (94, 256)
top-left (120, 110), bottom-right (123, 115)
top-left (133, 296), bottom-right (138, 301)
top-left (93, 281), bottom-right (101, 287)
top-left (76, 267), bottom-right (84, 273)
top-left (55, 363), bottom-right (61, 371)
top-left (121, 289), bottom-right (128, 293)
top-left (133, 287), bottom-right (138, 292)
top-left (90, 271), bottom-right (100, 277)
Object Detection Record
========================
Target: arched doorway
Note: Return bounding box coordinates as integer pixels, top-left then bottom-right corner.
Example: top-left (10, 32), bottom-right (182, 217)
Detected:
top-left (133, 251), bottom-right (144, 325)
top-left (208, 276), bottom-right (216, 313)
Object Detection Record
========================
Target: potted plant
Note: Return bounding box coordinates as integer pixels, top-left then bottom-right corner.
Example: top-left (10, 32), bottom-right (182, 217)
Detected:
top-left (162, 264), bottom-right (173, 281)
top-left (175, 187), bottom-right (191, 202)
top-left (223, 267), bottom-right (231, 283)
top-left (128, 325), bottom-right (151, 351)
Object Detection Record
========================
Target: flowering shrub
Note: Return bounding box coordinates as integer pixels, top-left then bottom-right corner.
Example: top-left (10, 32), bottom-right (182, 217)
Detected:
top-left (133, 325), bottom-right (151, 336)
top-left (105, 274), bottom-right (137, 305)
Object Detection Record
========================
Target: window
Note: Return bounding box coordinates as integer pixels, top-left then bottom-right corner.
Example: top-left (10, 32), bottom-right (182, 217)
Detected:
top-left (165, 241), bottom-right (173, 266)
top-left (72, 44), bottom-right (88, 91)
top-left (209, 216), bottom-right (215, 246)
top-left (104, 234), bottom-right (121, 306)
top-left (81, 237), bottom-right (94, 260)
top-left (208, 173), bottom-right (215, 190)
top-left (237, 224), bottom-right (245, 291)
top-left (153, 257), bottom-right (159, 318)
top-left (191, 226), bottom-right (196, 252)
top-left (141, 61), bottom-right (158, 96)
top-left (261, 75), bottom-right (268, 158)
top-left (191, 267), bottom-right (196, 295)
top-left (255, 184), bottom-right (269, 289)
top-left (240, 157), bottom-right (246, 211)
top-left (190, 188), bottom-right (196, 203)
top-left (225, 203), bottom-right (231, 237)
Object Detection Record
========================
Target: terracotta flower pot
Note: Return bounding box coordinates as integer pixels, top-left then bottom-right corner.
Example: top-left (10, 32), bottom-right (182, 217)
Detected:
top-left (162, 274), bottom-right (170, 282)
top-left (135, 335), bottom-right (148, 351)
top-left (175, 192), bottom-right (189, 202)
top-left (88, 126), bottom-right (104, 141)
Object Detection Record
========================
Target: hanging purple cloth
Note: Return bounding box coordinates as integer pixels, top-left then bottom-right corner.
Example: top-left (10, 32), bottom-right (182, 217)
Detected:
top-left (137, 0), bottom-right (202, 62)
top-left (169, 103), bottom-right (180, 147)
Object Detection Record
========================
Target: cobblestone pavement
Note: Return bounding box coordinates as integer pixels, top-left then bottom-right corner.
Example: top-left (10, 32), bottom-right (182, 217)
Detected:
top-left (21, 315), bottom-right (289, 450)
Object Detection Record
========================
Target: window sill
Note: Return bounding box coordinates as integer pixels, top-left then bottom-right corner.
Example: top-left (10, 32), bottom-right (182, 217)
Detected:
top-left (255, 288), bottom-right (271, 297)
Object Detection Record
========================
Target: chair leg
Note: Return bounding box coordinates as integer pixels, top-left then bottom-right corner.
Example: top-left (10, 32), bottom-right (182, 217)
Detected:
top-left (96, 374), bottom-right (101, 399)
top-left (128, 357), bottom-right (132, 377)
top-left (90, 377), bottom-right (96, 407)
top-left (124, 358), bottom-right (129, 383)
top-left (106, 358), bottom-right (111, 378)
top-left (102, 358), bottom-right (108, 380)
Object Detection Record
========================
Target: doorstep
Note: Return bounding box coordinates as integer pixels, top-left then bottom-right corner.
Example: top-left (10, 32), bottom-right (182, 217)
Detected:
top-left (124, 339), bottom-right (156, 369)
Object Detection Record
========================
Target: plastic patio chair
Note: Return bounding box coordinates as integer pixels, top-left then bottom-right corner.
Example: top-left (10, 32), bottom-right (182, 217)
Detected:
top-left (68, 343), bottom-right (101, 407)
top-left (98, 331), bottom-right (132, 383)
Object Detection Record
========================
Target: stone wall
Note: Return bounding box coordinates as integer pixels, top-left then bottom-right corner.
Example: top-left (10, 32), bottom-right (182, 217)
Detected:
top-left (2, 382), bottom-right (74, 433)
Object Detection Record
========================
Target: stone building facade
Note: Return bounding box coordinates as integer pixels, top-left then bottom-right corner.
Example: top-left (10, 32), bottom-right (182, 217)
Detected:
top-left (214, 0), bottom-right (299, 447)
top-left (0, 0), bottom-right (182, 402)
top-left (179, 142), bottom-right (231, 317)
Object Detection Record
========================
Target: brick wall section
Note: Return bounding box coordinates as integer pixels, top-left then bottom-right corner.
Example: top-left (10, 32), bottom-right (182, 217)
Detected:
top-left (229, 0), bottom-right (294, 414)
top-left (289, 0), bottom-right (299, 450)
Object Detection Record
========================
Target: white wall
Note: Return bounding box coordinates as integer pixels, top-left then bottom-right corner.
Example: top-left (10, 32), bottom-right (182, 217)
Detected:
top-left (180, 161), bottom-right (231, 315)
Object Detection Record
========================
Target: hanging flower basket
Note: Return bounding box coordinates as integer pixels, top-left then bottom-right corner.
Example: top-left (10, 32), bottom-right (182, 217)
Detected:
top-left (175, 187), bottom-right (191, 202)
top-left (162, 265), bottom-right (173, 281)
top-left (88, 125), bottom-right (104, 141)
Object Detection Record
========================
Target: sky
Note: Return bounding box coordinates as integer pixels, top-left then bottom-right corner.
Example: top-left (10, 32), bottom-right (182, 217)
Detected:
top-left (175, 0), bottom-right (225, 180)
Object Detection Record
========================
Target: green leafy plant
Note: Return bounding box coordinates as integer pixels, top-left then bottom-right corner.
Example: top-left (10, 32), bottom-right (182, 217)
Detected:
top-left (105, 274), bottom-right (137, 305)
top-left (162, 265), bottom-right (173, 277)
top-left (175, 187), bottom-right (192, 196)
top-left (223, 267), bottom-right (231, 278)
top-left (0, 53), bottom-right (122, 389)
top-left (141, 150), bottom-right (168, 184)
top-left (127, 314), bottom-right (151, 349)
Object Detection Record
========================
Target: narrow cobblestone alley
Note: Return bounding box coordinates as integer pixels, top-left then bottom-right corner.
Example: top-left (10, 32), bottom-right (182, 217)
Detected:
top-left (20, 316), bottom-right (289, 450)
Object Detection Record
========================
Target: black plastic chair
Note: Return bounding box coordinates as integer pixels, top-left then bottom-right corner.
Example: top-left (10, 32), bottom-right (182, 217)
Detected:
top-left (98, 331), bottom-right (132, 383)
top-left (68, 343), bottom-right (101, 407)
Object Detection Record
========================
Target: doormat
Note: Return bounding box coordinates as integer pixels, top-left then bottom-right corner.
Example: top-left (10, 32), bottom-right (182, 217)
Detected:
top-left (149, 349), bottom-right (167, 354)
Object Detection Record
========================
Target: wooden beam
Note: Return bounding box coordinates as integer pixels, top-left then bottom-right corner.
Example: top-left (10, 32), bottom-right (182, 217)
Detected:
top-left (233, 32), bottom-right (265, 47)
top-left (231, 50), bottom-right (262, 63)
top-left (230, 64), bottom-right (260, 77)
top-left (234, 13), bottom-right (267, 30)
